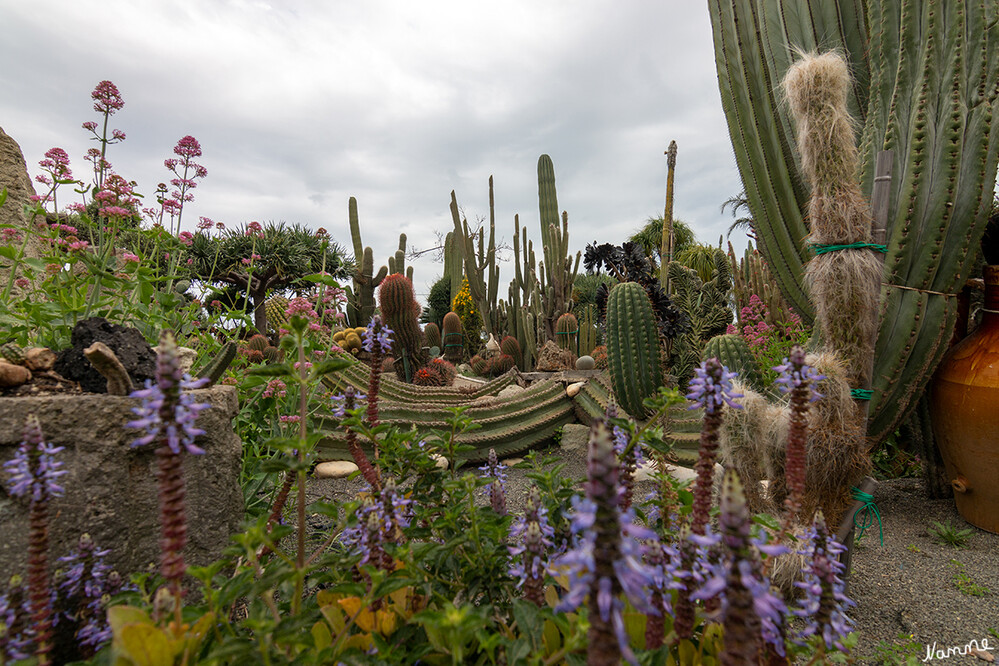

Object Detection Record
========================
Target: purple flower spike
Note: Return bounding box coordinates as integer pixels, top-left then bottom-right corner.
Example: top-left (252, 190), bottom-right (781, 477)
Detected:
top-left (363, 316), bottom-right (394, 354)
top-left (125, 333), bottom-right (209, 456)
top-left (4, 415), bottom-right (66, 501)
top-left (687, 358), bottom-right (743, 414)
top-left (773, 345), bottom-right (825, 402)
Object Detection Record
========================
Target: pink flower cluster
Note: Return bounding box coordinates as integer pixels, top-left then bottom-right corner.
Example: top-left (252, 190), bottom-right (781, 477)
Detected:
top-left (178, 231), bottom-right (194, 247)
top-left (262, 379), bottom-right (288, 399)
top-left (240, 254), bottom-right (262, 265)
top-left (246, 221), bottom-right (263, 238)
top-left (94, 173), bottom-right (140, 220)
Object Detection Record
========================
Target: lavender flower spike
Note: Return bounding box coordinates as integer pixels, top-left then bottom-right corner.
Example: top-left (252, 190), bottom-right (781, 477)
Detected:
top-left (363, 316), bottom-right (394, 354)
top-left (686, 357), bottom-right (743, 414)
top-left (773, 345), bottom-right (825, 402)
top-left (3, 416), bottom-right (66, 501)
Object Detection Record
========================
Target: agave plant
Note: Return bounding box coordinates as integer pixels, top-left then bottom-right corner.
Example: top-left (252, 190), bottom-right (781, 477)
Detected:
top-left (707, 0), bottom-right (999, 444)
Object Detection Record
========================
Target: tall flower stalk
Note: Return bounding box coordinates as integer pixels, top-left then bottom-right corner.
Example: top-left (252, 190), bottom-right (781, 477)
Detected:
top-left (555, 418), bottom-right (657, 665)
top-left (125, 331), bottom-right (209, 629)
top-left (508, 486), bottom-right (553, 606)
top-left (686, 358), bottom-right (743, 535)
top-left (82, 80), bottom-right (125, 191)
top-left (773, 345), bottom-right (824, 531)
top-left (479, 448), bottom-right (508, 517)
top-left (2, 415), bottom-right (66, 665)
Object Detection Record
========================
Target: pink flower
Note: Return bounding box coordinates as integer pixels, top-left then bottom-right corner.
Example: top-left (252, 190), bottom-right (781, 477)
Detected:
top-left (173, 136), bottom-right (202, 158)
top-left (285, 297), bottom-right (318, 321)
top-left (178, 231), bottom-right (194, 246)
top-left (111, 129), bottom-right (126, 141)
top-left (262, 379), bottom-right (287, 399)
top-left (68, 240), bottom-right (89, 252)
top-left (315, 227), bottom-right (328, 238)
top-left (82, 121), bottom-right (98, 132)
top-left (279, 415), bottom-right (301, 423)
top-left (215, 221), bottom-right (225, 230)
top-left (245, 221), bottom-right (263, 238)
top-left (186, 258), bottom-right (193, 265)
top-left (2, 228), bottom-right (23, 243)
top-left (66, 202), bottom-right (87, 214)
top-left (241, 257), bottom-right (253, 265)
top-left (210, 300), bottom-right (222, 308)
top-left (91, 80), bottom-right (124, 115)
top-left (122, 252), bottom-right (140, 263)
top-left (197, 217), bottom-right (214, 230)
top-left (99, 205), bottom-right (132, 218)
top-left (14, 278), bottom-right (29, 288)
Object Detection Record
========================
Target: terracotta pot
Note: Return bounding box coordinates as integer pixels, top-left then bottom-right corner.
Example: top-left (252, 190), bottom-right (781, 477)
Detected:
top-left (929, 265), bottom-right (999, 533)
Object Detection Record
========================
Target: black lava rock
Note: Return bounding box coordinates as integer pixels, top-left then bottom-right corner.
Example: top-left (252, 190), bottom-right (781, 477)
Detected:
top-left (54, 318), bottom-right (157, 393)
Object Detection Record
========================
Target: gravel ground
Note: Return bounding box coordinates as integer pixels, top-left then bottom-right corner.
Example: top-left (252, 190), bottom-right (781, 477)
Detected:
top-left (307, 445), bottom-right (999, 664)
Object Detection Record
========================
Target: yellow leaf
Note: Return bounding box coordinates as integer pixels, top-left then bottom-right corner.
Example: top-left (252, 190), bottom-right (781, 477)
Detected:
top-left (312, 621), bottom-right (332, 651)
top-left (376, 608), bottom-right (398, 635)
top-left (108, 605), bottom-right (153, 637)
top-left (542, 619), bottom-right (562, 656)
top-left (338, 597), bottom-right (376, 633)
top-left (118, 623), bottom-right (175, 666)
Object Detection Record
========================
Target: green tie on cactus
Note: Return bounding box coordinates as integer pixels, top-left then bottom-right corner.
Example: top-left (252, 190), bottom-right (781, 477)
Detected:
top-left (555, 312), bottom-right (579, 352)
top-left (378, 273), bottom-right (429, 382)
top-left (606, 282), bottom-right (664, 420)
top-left (707, 0), bottom-right (999, 443)
top-left (441, 311), bottom-right (463, 363)
top-left (703, 334), bottom-right (765, 393)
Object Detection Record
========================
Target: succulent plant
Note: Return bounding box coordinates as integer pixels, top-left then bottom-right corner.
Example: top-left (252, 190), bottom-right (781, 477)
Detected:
top-left (424, 322), bottom-right (441, 351)
top-left (379, 273), bottom-right (429, 382)
top-left (441, 312), bottom-right (463, 363)
top-left (605, 282), bottom-right (664, 419)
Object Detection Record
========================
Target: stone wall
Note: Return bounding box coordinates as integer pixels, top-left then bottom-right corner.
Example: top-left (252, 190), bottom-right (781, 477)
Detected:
top-left (0, 385), bottom-right (244, 580)
top-left (0, 126), bottom-right (45, 297)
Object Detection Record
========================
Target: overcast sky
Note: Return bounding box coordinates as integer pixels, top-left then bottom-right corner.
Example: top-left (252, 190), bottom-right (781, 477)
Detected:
top-left (0, 0), bottom-right (749, 300)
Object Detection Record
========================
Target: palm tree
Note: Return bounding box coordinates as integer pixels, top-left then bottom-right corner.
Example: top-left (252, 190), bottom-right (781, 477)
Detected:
top-left (629, 216), bottom-right (696, 264)
top-left (721, 191), bottom-right (756, 240)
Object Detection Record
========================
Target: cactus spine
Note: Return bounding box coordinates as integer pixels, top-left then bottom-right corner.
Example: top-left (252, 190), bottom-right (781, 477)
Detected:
top-left (196, 341), bottom-right (238, 386)
top-left (442, 311), bottom-right (463, 363)
top-left (708, 0), bottom-right (999, 442)
top-left (378, 273), bottom-right (428, 381)
top-left (606, 282), bottom-right (664, 419)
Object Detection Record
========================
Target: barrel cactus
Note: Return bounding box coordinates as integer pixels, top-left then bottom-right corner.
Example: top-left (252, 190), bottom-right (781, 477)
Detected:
top-left (605, 282), bottom-right (664, 419)
top-left (703, 334), bottom-right (765, 393)
top-left (379, 273), bottom-right (429, 381)
top-left (424, 322), bottom-right (442, 350)
top-left (442, 311), bottom-right (463, 363)
top-left (500, 335), bottom-right (522, 369)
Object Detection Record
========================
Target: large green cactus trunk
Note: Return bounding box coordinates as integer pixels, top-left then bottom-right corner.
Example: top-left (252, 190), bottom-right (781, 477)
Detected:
top-left (708, 0), bottom-right (999, 443)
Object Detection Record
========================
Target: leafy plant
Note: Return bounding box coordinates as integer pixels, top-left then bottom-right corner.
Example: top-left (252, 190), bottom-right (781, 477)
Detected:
top-left (928, 520), bottom-right (974, 549)
top-left (949, 560), bottom-right (990, 597)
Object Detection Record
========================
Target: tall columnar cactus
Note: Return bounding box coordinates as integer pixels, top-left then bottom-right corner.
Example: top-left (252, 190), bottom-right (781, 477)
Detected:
top-left (708, 0), bottom-right (999, 443)
top-left (378, 273), bottom-right (428, 381)
top-left (577, 304), bottom-right (599, 357)
top-left (344, 197), bottom-right (411, 328)
top-left (536, 155), bottom-right (581, 340)
top-left (605, 282), bottom-right (664, 419)
top-left (555, 312), bottom-right (578, 352)
top-left (449, 178), bottom-right (500, 335)
top-left (442, 311), bottom-right (463, 363)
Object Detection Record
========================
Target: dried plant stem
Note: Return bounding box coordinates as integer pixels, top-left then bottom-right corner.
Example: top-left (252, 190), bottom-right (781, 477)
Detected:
top-left (27, 500), bottom-right (54, 665)
top-left (155, 442), bottom-right (187, 629)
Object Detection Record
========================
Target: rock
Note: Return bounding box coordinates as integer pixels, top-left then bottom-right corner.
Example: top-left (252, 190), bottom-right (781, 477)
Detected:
top-left (0, 386), bottom-right (243, 580)
top-left (502, 457), bottom-right (523, 467)
top-left (0, 127), bottom-right (45, 298)
top-left (24, 347), bottom-right (56, 371)
top-left (313, 460), bottom-right (358, 478)
top-left (54, 318), bottom-right (157, 393)
top-left (431, 453), bottom-right (449, 469)
top-left (575, 355), bottom-right (595, 371)
top-left (559, 423), bottom-right (591, 452)
top-left (155, 345), bottom-right (197, 374)
top-left (497, 384), bottom-right (525, 398)
top-left (84, 342), bottom-right (134, 395)
top-left (566, 381), bottom-right (586, 397)
top-left (534, 340), bottom-right (575, 371)
top-left (0, 361), bottom-right (31, 388)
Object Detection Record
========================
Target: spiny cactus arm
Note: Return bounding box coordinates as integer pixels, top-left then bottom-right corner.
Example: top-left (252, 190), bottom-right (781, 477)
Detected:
top-left (449, 189), bottom-right (497, 334)
top-left (196, 341), bottom-right (238, 386)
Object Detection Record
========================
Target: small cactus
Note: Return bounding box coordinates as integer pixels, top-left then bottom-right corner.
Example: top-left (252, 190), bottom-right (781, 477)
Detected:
top-left (470, 354), bottom-right (487, 376)
top-left (424, 322), bottom-right (442, 350)
top-left (500, 335), bottom-right (522, 369)
top-left (246, 334), bottom-right (270, 352)
top-left (0, 342), bottom-right (25, 365)
top-left (196, 341), bottom-right (238, 386)
top-left (490, 354), bottom-right (515, 375)
top-left (262, 346), bottom-right (284, 364)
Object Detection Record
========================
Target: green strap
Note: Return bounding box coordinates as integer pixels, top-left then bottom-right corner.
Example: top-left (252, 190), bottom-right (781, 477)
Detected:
top-left (444, 343), bottom-right (462, 348)
top-left (851, 487), bottom-right (883, 546)
top-left (850, 388), bottom-right (873, 400)
top-left (554, 329), bottom-right (579, 335)
top-left (810, 242), bottom-right (888, 255)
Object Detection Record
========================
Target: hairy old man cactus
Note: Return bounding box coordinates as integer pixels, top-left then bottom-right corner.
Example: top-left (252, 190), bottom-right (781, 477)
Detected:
top-left (708, 0), bottom-right (999, 443)
top-left (606, 282), bottom-right (664, 419)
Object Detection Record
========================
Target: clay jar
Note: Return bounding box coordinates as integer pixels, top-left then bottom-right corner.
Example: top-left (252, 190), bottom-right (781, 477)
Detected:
top-left (930, 265), bottom-right (999, 533)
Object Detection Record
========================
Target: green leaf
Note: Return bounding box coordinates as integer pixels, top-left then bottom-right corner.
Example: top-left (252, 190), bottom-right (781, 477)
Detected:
top-left (309, 358), bottom-right (353, 380)
top-left (302, 273), bottom-right (342, 287)
top-left (247, 362), bottom-right (294, 377)
top-left (0, 187), bottom-right (7, 207)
